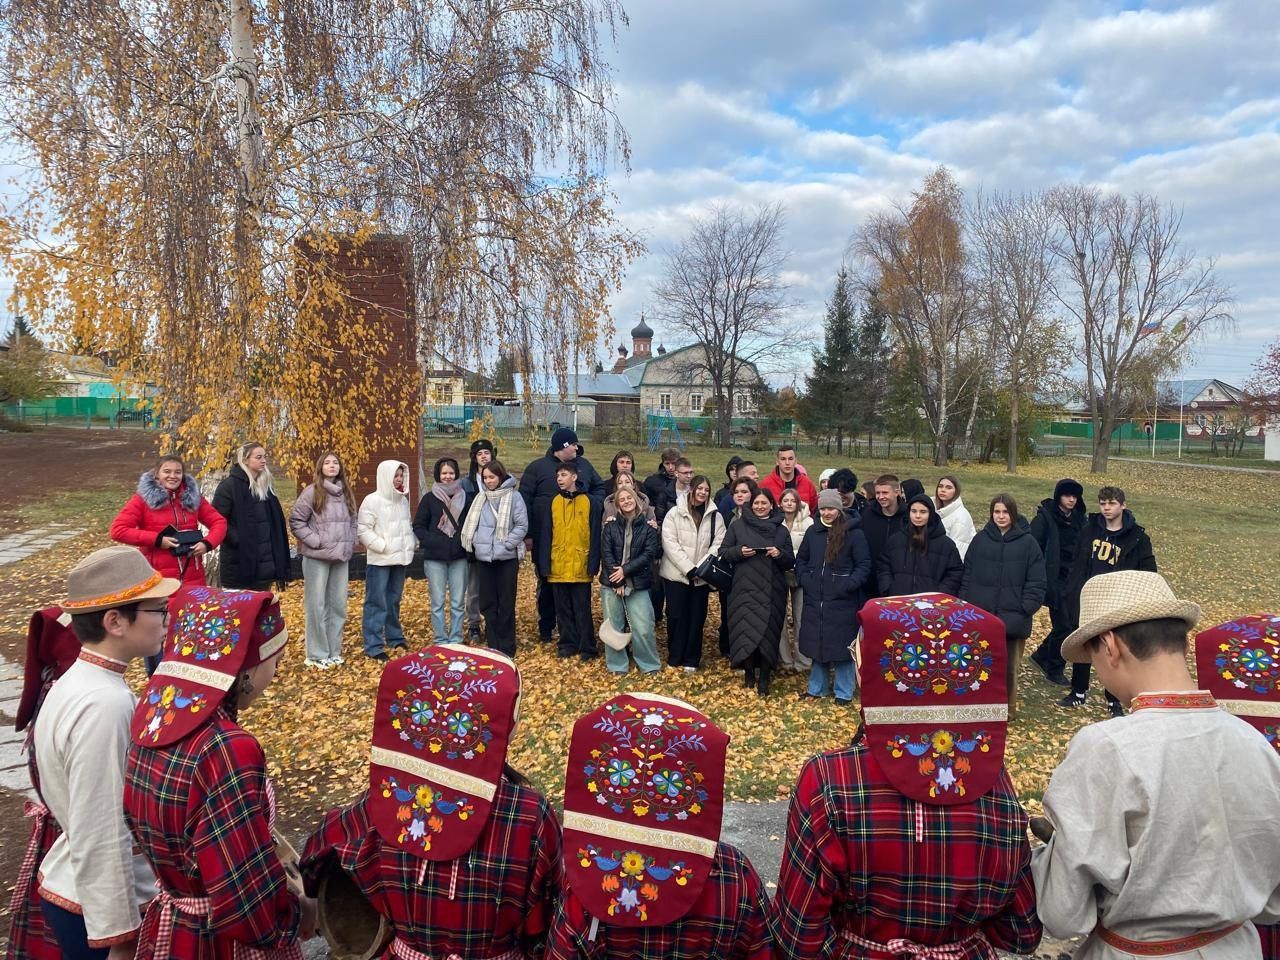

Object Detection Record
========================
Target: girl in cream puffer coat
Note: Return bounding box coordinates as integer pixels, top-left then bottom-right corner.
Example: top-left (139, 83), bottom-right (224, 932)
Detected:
top-left (357, 459), bottom-right (414, 658)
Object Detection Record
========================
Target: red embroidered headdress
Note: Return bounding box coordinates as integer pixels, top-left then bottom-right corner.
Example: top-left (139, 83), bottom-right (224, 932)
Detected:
top-left (1194, 614), bottom-right (1280, 754)
top-left (858, 593), bottom-right (1009, 805)
top-left (368, 644), bottom-right (520, 861)
top-left (562, 693), bottom-right (728, 927)
top-left (16, 607), bottom-right (80, 733)
top-left (130, 586), bottom-right (287, 747)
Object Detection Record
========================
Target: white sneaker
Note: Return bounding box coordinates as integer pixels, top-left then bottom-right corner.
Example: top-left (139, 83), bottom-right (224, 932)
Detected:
top-left (683, 666), bottom-right (698, 673)
top-left (330, 655), bottom-right (345, 666)
top-left (304, 658), bottom-right (329, 670)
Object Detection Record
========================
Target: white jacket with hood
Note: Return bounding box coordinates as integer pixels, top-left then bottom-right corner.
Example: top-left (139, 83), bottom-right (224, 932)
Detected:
top-left (358, 459), bottom-right (415, 566)
top-left (660, 494), bottom-right (726, 585)
top-left (936, 496), bottom-right (977, 560)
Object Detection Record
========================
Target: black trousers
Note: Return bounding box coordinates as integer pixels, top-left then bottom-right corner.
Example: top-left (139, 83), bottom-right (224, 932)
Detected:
top-left (1033, 601), bottom-right (1072, 673)
top-left (1071, 662), bottom-right (1120, 704)
top-left (664, 578), bottom-right (710, 668)
top-left (476, 559), bottom-right (518, 656)
top-left (718, 583), bottom-right (732, 657)
top-left (536, 574), bottom-right (557, 638)
top-left (649, 571), bottom-right (665, 623)
top-left (552, 582), bottom-right (596, 658)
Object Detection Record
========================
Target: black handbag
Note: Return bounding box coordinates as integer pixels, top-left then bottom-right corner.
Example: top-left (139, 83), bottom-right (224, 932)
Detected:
top-left (692, 513), bottom-right (734, 591)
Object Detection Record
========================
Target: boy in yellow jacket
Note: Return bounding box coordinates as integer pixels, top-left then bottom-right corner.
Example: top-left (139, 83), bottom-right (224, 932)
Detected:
top-left (535, 461), bottom-right (603, 660)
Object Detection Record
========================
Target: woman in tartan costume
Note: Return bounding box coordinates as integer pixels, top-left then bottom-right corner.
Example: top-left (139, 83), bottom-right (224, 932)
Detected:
top-left (774, 593), bottom-right (1041, 960)
top-left (123, 587), bottom-right (314, 960)
top-left (6, 607), bottom-right (80, 960)
top-left (544, 693), bottom-right (776, 960)
top-left (299, 644), bottom-right (562, 960)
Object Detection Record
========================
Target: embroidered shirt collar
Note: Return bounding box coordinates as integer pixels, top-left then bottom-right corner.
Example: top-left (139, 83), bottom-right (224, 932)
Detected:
top-left (77, 648), bottom-right (128, 675)
top-left (1129, 690), bottom-right (1217, 712)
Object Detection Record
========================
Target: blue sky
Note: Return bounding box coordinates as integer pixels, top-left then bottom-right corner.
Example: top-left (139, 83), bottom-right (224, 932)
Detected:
top-left (601, 0), bottom-right (1279, 385)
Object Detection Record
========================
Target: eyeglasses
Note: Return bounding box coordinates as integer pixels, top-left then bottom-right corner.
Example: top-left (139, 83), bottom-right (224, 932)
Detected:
top-left (137, 606), bottom-right (171, 624)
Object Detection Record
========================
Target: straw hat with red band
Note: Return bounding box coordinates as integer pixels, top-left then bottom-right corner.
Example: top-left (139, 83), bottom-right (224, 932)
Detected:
top-left (368, 644), bottom-right (520, 862)
top-left (15, 607), bottom-right (80, 733)
top-left (858, 593), bottom-right (1008, 805)
top-left (1194, 614), bottom-right (1280, 753)
top-left (130, 586), bottom-right (287, 748)
top-left (563, 693), bottom-right (728, 927)
top-left (62, 544), bottom-right (181, 613)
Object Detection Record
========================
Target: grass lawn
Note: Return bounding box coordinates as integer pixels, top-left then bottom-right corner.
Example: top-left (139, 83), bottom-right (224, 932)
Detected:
top-left (2, 433), bottom-right (1276, 828)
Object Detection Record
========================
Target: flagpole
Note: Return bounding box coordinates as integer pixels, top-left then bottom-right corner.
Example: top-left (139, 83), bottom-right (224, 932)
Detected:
top-left (1152, 391), bottom-right (1157, 458)
top-left (1178, 378), bottom-right (1184, 459)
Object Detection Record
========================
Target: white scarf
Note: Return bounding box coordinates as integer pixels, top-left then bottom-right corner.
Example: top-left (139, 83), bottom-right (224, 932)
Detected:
top-left (461, 485), bottom-right (514, 553)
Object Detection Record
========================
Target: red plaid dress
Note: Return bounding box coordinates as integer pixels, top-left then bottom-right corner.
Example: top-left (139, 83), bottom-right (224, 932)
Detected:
top-left (123, 707), bottom-right (302, 960)
top-left (300, 778), bottom-right (562, 957)
top-left (544, 842), bottom-right (775, 960)
top-left (6, 758), bottom-right (63, 960)
top-left (774, 740), bottom-right (1041, 960)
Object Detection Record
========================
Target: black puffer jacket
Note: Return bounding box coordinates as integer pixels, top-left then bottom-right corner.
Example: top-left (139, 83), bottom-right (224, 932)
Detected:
top-left (600, 512), bottom-right (662, 592)
top-left (720, 511), bottom-right (795, 668)
top-left (861, 499), bottom-right (909, 595)
top-left (960, 519), bottom-right (1047, 640)
top-left (1028, 480), bottom-right (1087, 608)
top-left (876, 496), bottom-right (963, 597)
top-left (212, 464), bottom-right (290, 587)
top-left (518, 447), bottom-right (605, 553)
top-left (643, 465), bottom-right (676, 522)
top-left (795, 513), bottom-right (872, 663)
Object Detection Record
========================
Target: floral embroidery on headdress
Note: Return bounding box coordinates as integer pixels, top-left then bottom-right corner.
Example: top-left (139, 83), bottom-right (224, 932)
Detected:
top-left (379, 775), bottom-right (477, 854)
top-left (886, 728), bottom-right (991, 799)
top-left (878, 595), bottom-right (993, 697)
top-left (583, 699), bottom-right (709, 821)
top-left (137, 684), bottom-right (208, 743)
top-left (576, 844), bottom-right (694, 922)
top-left (1214, 616), bottom-right (1280, 696)
top-left (171, 587), bottom-right (255, 661)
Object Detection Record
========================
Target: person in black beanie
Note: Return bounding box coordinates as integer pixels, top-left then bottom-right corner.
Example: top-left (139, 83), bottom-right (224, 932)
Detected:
top-left (519, 427), bottom-right (604, 643)
top-left (1028, 478), bottom-right (1086, 687)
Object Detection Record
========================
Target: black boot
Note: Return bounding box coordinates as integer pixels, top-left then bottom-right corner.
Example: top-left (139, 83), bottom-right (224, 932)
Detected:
top-left (756, 666), bottom-right (771, 697)
top-left (743, 668), bottom-right (756, 688)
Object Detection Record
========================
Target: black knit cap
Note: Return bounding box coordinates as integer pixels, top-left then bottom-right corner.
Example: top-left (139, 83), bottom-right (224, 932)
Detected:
top-left (1053, 478), bottom-right (1084, 500)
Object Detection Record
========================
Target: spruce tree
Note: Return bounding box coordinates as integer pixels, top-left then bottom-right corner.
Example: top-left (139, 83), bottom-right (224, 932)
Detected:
top-left (802, 269), bottom-right (858, 453)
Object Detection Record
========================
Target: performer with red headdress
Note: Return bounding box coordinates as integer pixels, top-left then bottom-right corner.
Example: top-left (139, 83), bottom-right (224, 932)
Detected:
top-left (299, 644), bottom-right (561, 960)
top-left (545, 692), bottom-right (775, 959)
top-left (123, 586), bottom-right (315, 959)
top-left (774, 592), bottom-right (1041, 960)
top-left (1195, 613), bottom-right (1280, 960)
top-left (7, 606), bottom-right (81, 960)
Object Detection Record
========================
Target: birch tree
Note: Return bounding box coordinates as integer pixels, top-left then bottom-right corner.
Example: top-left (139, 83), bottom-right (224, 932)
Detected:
top-left (858, 167), bottom-right (978, 466)
top-left (0, 0), bottom-right (639, 470)
top-left (1048, 186), bottom-right (1233, 472)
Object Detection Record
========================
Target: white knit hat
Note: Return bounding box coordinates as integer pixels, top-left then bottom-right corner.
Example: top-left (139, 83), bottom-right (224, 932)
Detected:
top-left (1061, 570), bottom-right (1202, 664)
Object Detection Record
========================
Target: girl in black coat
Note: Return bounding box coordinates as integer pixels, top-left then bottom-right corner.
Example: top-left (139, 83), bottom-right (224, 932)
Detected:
top-left (212, 442), bottom-right (290, 589)
top-left (796, 490), bottom-right (872, 703)
top-left (412, 458), bottom-right (475, 644)
top-left (961, 494), bottom-right (1047, 716)
top-left (720, 489), bottom-right (795, 697)
top-left (876, 494), bottom-right (963, 597)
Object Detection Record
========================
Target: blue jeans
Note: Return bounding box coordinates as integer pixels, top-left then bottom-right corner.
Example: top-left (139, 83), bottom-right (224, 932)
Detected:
top-left (424, 558), bottom-right (467, 644)
top-left (808, 659), bottom-right (857, 701)
top-left (362, 563), bottom-right (407, 655)
top-left (602, 586), bottom-right (661, 674)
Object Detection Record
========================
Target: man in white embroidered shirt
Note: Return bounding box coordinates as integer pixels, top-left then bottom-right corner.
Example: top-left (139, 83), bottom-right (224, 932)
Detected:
top-left (34, 546), bottom-right (179, 959)
top-left (1032, 570), bottom-right (1280, 960)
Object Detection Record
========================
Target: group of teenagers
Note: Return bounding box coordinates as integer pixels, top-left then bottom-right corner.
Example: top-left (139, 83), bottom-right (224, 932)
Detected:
top-left (105, 433), bottom-right (1163, 719)
top-left (9, 535), bottom-right (1280, 960)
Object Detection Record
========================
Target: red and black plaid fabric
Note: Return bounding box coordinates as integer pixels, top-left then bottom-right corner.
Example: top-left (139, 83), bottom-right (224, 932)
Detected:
top-left (299, 779), bottom-right (562, 956)
top-left (124, 707), bottom-right (301, 960)
top-left (545, 841), bottom-right (775, 960)
top-left (5, 799), bottom-right (63, 960)
top-left (773, 740), bottom-right (1041, 960)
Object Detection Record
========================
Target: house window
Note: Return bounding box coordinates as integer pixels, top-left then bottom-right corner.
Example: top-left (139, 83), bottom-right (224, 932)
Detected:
top-left (689, 393), bottom-right (704, 413)
top-left (736, 393), bottom-right (754, 414)
top-left (659, 392), bottom-right (672, 412)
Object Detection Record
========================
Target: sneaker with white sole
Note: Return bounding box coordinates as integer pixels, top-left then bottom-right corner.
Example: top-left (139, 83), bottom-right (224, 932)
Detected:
top-left (303, 658), bottom-right (329, 670)
top-left (1056, 692), bottom-right (1086, 708)
top-left (330, 655), bottom-right (345, 666)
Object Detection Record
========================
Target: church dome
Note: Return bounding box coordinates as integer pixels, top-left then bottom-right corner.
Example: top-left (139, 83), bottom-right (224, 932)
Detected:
top-left (630, 315), bottom-right (653, 339)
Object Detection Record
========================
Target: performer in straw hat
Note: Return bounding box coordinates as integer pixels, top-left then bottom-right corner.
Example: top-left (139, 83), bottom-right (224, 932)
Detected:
top-left (1033, 572), bottom-right (1280, 960)
top-left (28, 546), bottom-right (180, 960)
top-left (1193, 613), bottom-right (1280, 959)
top-left (123, 586), bottom-right (315, 959)
top-left (774, 592), bottom-right (1041, 960)
top-left (544, 692), bottom-right (776, 959)
top-left (7, 606), bottom-right (81, 960)
top-left (299, 644), bottom-right (562, 960)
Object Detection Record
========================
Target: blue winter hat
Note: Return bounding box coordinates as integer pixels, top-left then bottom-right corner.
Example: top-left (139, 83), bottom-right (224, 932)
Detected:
top-left (551, 427), bottom-right (578, 451)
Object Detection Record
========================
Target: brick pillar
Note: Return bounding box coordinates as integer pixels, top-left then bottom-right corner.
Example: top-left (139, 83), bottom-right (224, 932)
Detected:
top-left (294, 234), bottom-right (420, 505)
